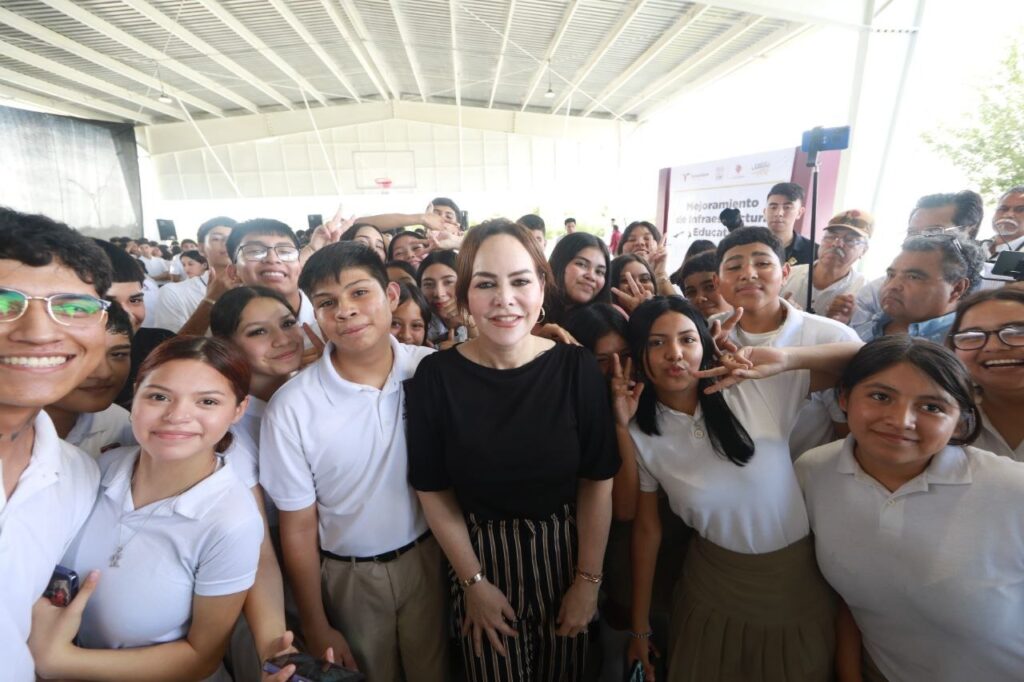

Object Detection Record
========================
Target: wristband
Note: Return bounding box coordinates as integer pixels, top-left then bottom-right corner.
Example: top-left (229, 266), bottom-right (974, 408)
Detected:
top-left (202, 297), bottom-right (217, 306)
top-left (576, 570), bottom-right (603, 584)
top-left (459, 571), bottom-right (484, 589)
top-left (629, 630), bottom-right (653, 639)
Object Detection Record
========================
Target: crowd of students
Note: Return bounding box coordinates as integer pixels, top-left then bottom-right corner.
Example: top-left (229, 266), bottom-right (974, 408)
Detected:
top-left (1, 181), bottom-right (1023, 682)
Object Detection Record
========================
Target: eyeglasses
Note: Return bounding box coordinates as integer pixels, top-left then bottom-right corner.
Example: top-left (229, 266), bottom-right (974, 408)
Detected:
top-left (236, 244), bottom-right (300, 263)
top-left (950, 325), bottom-right (1024, 350)
top-left (0, 287), bottom-right (110, 327)
top-left (821, 233), bottom-right (867, 247)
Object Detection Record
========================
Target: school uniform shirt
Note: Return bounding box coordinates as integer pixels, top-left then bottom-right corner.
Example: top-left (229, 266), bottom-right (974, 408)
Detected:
top-left (406, 343), bottom-right (620, 521)
top-left (796, 438), bottom-right (1024, 680)
top-left (226, 396), bottom-right (265, 489)
top-left (974, 407), bottom-right (1024, 462)
top-left (716, 297), bottom-right (860, 457)
top-left (780, 264), bottom-right (866, 317)
top-left (631, 370), bottom-right (811, 554)
top-left (140, 256), bottom-right (170, 282)
top-left (141, 277), bottom-right (161, 329)
top-left (0, 412), bottom-right (100, 682)
top-left (148, 272), bottom-right (209, 333)
top-left (169, 253), bottom-right (185, 279)
top-left (260, 336), bottom-right (433, 557)
top-left (65, 446), bottom-right (262, 650)
top-left (295, 290), bottom-right (322, 351)
top-left (64, 404), bottom-right (136, 459)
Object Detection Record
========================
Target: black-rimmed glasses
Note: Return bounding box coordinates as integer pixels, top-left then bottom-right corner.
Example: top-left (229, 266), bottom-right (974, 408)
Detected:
top-left (236, 244), bottom-right (300, 263)
top-left (950, 325), bottom-right (1024, 350)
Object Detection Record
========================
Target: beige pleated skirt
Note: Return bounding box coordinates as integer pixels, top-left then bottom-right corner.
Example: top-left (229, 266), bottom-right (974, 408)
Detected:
top-left (668, 534), bottom-right (836, 682)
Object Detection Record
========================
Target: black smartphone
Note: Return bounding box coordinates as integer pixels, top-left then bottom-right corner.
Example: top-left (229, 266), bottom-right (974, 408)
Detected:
top-left (262, 653), bottom-right (365, 682)
top-left (43, 566), bottom-right (79, 607)
top-left (308, 214), bottom-right (324, 231)
top-left (460, 210), bottom-right (469, 233)
top-left (991, 250), bottom-right (1024, 279)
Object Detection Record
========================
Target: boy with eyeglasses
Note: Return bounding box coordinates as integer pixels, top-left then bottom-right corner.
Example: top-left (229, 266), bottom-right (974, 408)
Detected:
top-left (0, 207), bottom-right (110, 680)
top-left (781, 210), bottom-right (872, 317)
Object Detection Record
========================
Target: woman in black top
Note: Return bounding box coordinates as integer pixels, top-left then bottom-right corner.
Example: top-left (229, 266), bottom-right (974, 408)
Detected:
top-left (406, 219), bottom-right (619, 682)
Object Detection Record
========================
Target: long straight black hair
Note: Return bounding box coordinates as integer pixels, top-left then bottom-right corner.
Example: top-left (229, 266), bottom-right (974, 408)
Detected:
top-left (627, 296), bottom-right (755, 466)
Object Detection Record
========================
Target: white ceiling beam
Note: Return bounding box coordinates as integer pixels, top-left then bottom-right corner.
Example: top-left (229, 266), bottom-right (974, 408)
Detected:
top-left (265, 0), bottom-right (361, 103)
top-left (619, 16), bottom-right (764, 115)
top-left (548, 0), bottom-right (649, 114)
top-left (0, 82), bottom-right (122, 122)
top-left (0, 7), bottom-right (225, 117)
top-left (0, 64), bottom-right (154, 123)
top-left (0, 39), bottom-right (185, 120)
top-left (487, 0), bottom-right (517, 108)
top-left (333, 0), bottom-right (398, 101)
top-left (387, 0), bottom-right (427, 101)
top-left (38, 0), bottom-right (259, 114)
top-left (520, 0), bottom-right (580, 111)
top-left (119, 0), bottom-right (294, 110)
top-left (582, 4), bottom-right (710, 117)
top-left (695, 0), bottom-right (865, 29)
top-left (194, 0), bottom-right (328, 106)
top-left (449, 0), bottom-right (461, 108)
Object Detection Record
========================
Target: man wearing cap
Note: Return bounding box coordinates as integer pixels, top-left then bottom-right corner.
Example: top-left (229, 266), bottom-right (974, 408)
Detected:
top-left (782, 210), bottom-right (872, 317)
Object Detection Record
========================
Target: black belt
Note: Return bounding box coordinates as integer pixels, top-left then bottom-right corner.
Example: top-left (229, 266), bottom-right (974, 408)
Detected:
top-left (320, 530), bottom-right (431, 564)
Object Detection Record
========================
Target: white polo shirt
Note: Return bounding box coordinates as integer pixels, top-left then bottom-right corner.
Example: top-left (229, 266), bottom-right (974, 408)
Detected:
top-left (781, 264), bottom-right (866, 317)
top-left (149, 273), bottom-right (208, 332)
top-left (631, 369), bottom-right (811, 554)
top-left (796, 438), bottom-right (1024, 680)
top-left (296, 290), bottom-right (321, 351)
top-left (718, 298), bottom-right (860, 457)
top-left (0, 412), bottom-right (99, 682)
top-left (226, 396), bottom-right (265, 489)
top-left (974, 408), bottom-right (1024, 462)
top-left (260, 336), bottom-right (433, 556)
top-left (65, 404), bottom-right (136, 459)
top-left (65, 446), bottom-right (262, 649)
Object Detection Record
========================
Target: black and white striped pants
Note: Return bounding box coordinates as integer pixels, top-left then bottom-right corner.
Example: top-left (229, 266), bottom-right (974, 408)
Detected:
top-left (454, 505), bottom-right (588, 682)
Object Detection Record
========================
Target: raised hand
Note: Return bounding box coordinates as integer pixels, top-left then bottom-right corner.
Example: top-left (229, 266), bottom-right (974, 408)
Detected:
top-left (702, 345), bottom-right (788, 394)
top-left (708, 306), bottom-right (743, 356)
top-left (611, 271), bottom-right (654, 314)
top-left (610, 355), bottom-right (644, 427)
top-left (826, 293), bottom-right (856, 324)
top-left (649, 232), bottom-right (669, 276)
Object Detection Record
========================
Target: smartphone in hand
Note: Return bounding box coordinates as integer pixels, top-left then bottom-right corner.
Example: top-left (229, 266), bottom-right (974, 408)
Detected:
top-left (262, 653), bottom-right (365, 682)
top-left (43, 566), bottom-right (79, 607)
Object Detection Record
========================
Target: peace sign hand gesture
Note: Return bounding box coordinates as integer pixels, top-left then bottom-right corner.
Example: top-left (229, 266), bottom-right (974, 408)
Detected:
top-left (610, 354), bottom-right (644, 427)
top-left (611, 271), bottom-right (654, 314)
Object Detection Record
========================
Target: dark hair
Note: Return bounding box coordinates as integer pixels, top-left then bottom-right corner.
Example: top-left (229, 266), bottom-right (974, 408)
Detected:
top-left (105, 301), bottom-right (134, 341)
top-left (564, 217), bottom-right (576, 225)
top-left (454, 219), bottom-right (553, 312)
top-left (180, 249), bottom-right (207, 267)
top-left (912, 191), bottom-right (985, 239)
top-left (417, 249), bottom-right (458, 286)
top-left (171, 245), bottom-right (182, 256)
top-left (548, 232), bottom-right (612, 323)
top-left (134, 335), bottom-right (251, 452)
top-left (181, 239), bottom-right (198, 248)
top-left (767, 182), bottom-right (805, 204)
top-left (0, 207), bottom-right (112, 295)
top-left (628, 297), bottom-right (755, 465)
top-left (900, 235), bottom-right (984, 293)
top-left (396, 282), bottom-right (433, 341)
top-left (563, 303), bottom-right (627, 353)
top-left (838, 336), bottom-right (980, 445)
top-left (92, 238), bottom-right (144, 285)
top-left (517, 214), bottom-right (546, 234)
top-left (226, 218), bottom-right (298, 262)
top-left (684, 239), bottom-right (716, 261)
top-left (719, 208), bottom-right (744, 232)
top-left (431, 197), bottom-right (461, 218)
top-left (387, 231), bottom-right (424, 260)
top-left (948, 288), bottom-right (1024, 347)
top-left (299, 241), bottom-right (389, 298)
top-left (609, 253), bottom-right (655, 290)
top-left (157, 244), bottom-right (172, 260)
top-left (385, 259), bottom-right (418, 281)
top-left (679, 251), bottom-right (719, 284)
top-left (341, 222), bottom-right (384, 244)
top-left (210, 285), bottom-right (296, 338)
top-left (197, 216), bottom-right (238, 245)
top-left (616, 221), bottom-right (661, 255)
top-left (715, 226), bottom-right (785, 268)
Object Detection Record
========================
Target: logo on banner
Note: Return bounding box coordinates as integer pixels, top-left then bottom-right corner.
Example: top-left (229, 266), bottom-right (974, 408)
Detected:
top-left (752, 161), bottom-right (771, 176)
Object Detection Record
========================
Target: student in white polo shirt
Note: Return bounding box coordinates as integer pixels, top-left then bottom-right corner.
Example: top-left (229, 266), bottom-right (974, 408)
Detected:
top-left (0, 208), bottom-right (108, 682)
top-left (45, 302), bottom-right (135, 458)
top-left (712, 226), bottom-right (860, 457)
top-left (946, 288), bottom-right (1024, 461)
top-left (796, 336), bottom-right (1024, 681)
top-left (30, 336), bottom-right (263, 680)
top-left (623, 297), bottom-right (861, 681)
top-left (260, 242), bottom-right (447, 681)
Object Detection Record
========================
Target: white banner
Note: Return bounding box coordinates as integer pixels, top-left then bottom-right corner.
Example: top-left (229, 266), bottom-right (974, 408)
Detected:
top-left (664, 148), bottom-right (796, 271)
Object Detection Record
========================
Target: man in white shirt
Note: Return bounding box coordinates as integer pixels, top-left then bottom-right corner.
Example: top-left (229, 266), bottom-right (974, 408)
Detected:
top-left (0, 208), bottom-right (106, 681)
top-left (260, 243), bottom-right (447, 682)
top-left (138, 242), bottom-right (171, 284)
top-left (989, 186), bottom-right (1024, 256)
top-left (782, 209), bottom-right (872, 318)
top-left (168, 239), bottom-right (199, 282)
top-left (150, 217), bottom-right (237, 333)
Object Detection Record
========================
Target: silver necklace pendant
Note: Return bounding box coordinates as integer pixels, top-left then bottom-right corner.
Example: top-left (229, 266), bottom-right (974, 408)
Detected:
top-left (109, 545), bottom-right (124, 568)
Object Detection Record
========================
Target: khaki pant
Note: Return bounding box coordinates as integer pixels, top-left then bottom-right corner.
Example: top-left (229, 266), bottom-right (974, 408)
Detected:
top-left (321, 536), bottom-right (448, 682)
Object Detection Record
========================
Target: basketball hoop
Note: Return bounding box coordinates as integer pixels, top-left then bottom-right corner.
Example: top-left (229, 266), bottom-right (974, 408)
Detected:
top-left (374, 177), bottom-right (393, 193)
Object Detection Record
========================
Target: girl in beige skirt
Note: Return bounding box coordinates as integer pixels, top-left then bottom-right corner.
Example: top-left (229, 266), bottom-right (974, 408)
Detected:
top-left (618, 298), bottom-right (860, 681)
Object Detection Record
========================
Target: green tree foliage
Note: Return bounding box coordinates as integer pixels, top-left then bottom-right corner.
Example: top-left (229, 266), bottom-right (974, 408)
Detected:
top-left (923, 44), bottom-right (1024, 199)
